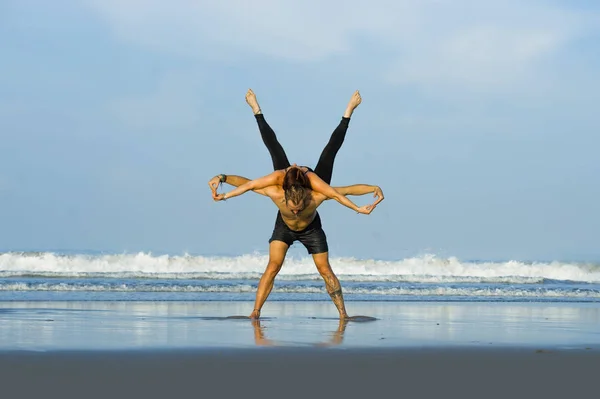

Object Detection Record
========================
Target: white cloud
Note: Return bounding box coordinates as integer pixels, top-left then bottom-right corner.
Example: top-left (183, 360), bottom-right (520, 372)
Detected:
top-left (85, 0), bottom-right (599, 94)
top-left (383, 2), bottom-right (593, 93)
top-left (86, 0), bottom-right (381, 60)
top-left (387, 27), bottom-right (562, 92)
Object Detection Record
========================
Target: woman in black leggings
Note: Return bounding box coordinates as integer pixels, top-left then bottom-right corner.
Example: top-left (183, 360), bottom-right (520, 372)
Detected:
top-left (246, 88), bottom-right (362, 185)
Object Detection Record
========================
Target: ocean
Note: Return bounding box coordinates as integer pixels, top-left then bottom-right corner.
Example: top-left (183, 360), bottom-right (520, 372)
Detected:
top-left (1, 252), bottom-right (599, 302)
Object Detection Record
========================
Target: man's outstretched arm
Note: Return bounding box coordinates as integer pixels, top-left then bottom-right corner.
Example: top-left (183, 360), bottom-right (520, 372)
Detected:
top-left (307, 173), bottom-right (374, 214)
top-left (208, 174), bottom-right (269, 196)
top-left (331, 184), bottom-right (384, 207)
top-left (211, 171), bottom-right (280, 201)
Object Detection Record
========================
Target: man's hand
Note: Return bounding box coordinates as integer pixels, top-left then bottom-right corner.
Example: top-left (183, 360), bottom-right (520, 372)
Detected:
top-left (208, 176), bottom-right (221, 196)
top-left (372, 186), bottom-right (384, 207)
top-left (212, 192), bottom-right (226, 201)
top-left (356, 204), bottom-right (375, 215)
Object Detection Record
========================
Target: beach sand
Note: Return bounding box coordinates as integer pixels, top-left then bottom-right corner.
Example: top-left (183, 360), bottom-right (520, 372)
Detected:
top-left (1, 301), bottom-right (598, 398)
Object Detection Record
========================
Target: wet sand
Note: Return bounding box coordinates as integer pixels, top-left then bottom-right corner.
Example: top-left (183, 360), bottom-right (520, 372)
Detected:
top-left (1, 301), bottom-right (598, 398)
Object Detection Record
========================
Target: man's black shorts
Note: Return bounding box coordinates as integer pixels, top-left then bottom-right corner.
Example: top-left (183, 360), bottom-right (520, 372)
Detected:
top-left (269, 211), bottom-right (329, 254)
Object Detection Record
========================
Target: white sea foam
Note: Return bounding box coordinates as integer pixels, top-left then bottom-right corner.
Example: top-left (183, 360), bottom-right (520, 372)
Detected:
top-left (0, 281), bottom-right (599, 298)
top-left (1, 252), bottom-right (599, 283)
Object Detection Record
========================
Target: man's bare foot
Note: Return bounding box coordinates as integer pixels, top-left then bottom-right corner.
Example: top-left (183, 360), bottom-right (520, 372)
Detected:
top-left (343, 90), bottom-right (362, 118)
top-left (249, 309), bottom-right (261, 319)
top-left (245, 89), bottom-right (262, 115)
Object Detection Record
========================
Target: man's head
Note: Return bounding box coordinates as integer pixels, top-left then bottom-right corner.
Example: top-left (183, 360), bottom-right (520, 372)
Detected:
top-left (284, 184), bottom-right (308, 214)
top-left (282, 167), bottom-right (311, 214)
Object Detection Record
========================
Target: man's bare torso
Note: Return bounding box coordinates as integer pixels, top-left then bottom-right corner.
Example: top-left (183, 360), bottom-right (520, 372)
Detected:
top-left (263, 185), bottom-right (327, 231)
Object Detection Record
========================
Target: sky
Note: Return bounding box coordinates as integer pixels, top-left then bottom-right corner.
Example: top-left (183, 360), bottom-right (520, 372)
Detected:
top-left (1, 0), bottom-right (599, 262)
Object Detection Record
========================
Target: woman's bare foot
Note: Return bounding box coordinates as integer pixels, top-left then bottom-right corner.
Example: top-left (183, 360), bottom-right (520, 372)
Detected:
top-left (245, 89), bottom-right (262, 115)
top-left (343, 90), bottom-right (362, 118)
top-left (249, 309), bottom-right (261, 319)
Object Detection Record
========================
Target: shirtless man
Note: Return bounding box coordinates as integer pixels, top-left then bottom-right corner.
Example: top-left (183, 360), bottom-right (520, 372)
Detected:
top-left (209, 170), bottom-right (382, 319)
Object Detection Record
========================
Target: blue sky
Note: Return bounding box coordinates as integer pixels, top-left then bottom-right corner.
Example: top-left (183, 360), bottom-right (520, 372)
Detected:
top-left (1, 0), bottom-right (599, 261)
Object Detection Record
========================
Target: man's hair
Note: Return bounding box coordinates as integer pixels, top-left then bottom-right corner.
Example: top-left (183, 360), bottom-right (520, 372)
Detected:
top-left (284, 184), bottom-right (308, 206)
top-left (282, 167), bottom-right (311, 205)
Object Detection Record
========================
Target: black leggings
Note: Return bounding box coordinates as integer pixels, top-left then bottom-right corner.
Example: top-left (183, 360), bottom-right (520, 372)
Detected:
top-left (254, 114), bottom-right (350, 184)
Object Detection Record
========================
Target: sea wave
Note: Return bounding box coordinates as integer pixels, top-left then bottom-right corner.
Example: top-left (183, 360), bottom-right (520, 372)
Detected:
top-left (1, 252), bottom-right (599, 283)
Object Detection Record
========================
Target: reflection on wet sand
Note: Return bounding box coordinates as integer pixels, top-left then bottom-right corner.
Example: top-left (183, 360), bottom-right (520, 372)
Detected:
top-left (1, 302), bottom-right (598, 350)
top-left (252, 318), bottom-right (349, 347)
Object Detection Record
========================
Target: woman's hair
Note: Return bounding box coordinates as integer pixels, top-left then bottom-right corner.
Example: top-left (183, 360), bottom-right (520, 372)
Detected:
top-left (282, 167), bottom-right (311, 205)
top-left (282, 167), bottom-right (311, 191)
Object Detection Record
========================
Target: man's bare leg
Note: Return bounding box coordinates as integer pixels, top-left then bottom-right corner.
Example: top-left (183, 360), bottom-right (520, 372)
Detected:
top-left (312, 252), bottom-right (349, 319)
top-left (343, 90), bottom-right (362, 118)
top-left (249, 240), bottom-right (289, 319)
top-left (245, 88), bottom-right (262, 115)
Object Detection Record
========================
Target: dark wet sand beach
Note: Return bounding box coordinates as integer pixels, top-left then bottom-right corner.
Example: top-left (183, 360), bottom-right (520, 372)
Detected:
top-left (1, 301), bottom-right (598, 398)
